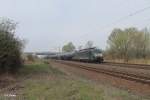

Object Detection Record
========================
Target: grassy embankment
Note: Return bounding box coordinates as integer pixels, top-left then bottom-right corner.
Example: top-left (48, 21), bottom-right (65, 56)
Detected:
top-left (1, 61), bottom-right (149, 100)
top-left (105, 59), bottom-right (150, 65)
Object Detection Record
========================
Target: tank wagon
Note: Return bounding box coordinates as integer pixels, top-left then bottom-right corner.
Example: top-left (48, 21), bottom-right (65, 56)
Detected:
top-left (49, 47), bottom-right (103, 63)
top-left (48, 52), bottom-right (74, 60)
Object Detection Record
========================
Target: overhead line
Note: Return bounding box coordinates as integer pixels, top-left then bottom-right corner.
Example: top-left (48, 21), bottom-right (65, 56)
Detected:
top-left (111, 6), bottom-right (150, 25)
top-left (80, 5), bottom-right (150, 38)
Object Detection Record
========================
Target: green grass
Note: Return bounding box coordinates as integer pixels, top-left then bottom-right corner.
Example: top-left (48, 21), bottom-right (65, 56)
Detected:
top-left (19, 62), bottom-right (104, 100)
top-left (1, 61), bottom-right (149, 100)
top-left (22, 79), bottom-right (105, 100)
top-left (18, 62), bottom-right (64, 77)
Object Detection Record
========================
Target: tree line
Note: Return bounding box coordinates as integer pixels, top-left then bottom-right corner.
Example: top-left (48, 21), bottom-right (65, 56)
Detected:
top-left (106, 27), bottom-right (150, 62)
top-left (62, 27), bottom-right (150, 63)
top-left (62, 41), bottom-right (94, 52)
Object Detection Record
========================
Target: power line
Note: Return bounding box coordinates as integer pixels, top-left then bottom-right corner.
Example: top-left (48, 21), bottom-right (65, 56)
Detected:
top-left (79, 5), bottom-right (150, 38)
top-left (111, 6), bottom-right (150, 25)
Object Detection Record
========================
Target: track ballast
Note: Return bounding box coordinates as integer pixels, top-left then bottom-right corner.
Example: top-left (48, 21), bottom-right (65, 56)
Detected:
top-left (57, 60), bottom-right (150, 84)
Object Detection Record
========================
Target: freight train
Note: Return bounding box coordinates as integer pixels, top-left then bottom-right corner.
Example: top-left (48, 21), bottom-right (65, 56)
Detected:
top-left (48, 47), bottom-right (104, 63)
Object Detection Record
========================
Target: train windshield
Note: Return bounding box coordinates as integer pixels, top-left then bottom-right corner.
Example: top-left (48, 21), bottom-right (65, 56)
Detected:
top-left (93, 49), bottom-right (102, 53)
top-left (92, 49), bottom-right (103, 57)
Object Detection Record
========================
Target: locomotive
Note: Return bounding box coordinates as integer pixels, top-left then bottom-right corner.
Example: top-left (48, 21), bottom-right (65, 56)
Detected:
top-left (72, 47), bottom-right (103, 63)
top-left (48, 47), bottom-right (104, 63)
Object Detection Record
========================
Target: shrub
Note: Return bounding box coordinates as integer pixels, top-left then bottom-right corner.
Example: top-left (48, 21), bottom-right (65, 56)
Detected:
top-left (0, 18), bottom-right (23, 73)
top-left (27, 54), bottom-right (35, 62)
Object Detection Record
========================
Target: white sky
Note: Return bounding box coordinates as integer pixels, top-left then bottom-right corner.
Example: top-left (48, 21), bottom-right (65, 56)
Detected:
top-left (0, 0), bottom-right (150, 52)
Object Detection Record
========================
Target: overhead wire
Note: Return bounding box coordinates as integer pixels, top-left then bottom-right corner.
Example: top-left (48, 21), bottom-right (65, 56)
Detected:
top-left (79, 5), bottom-right (150, 38)
top-left (110, 6), bottom-right (150, 25)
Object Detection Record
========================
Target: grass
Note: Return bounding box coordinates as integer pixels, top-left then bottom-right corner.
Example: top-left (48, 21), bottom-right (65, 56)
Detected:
top-left (22, 79), bottom-right (105, 100)
top-left (0, 61), bottom-right (149, 100)
top-left (18, 62), bottom-right (64, 76)
top-left (106, 59), bottom-right (150, 65)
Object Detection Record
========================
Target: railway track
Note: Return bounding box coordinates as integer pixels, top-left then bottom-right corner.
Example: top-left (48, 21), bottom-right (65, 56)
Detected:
top-left (57, 61), bottom-right (150, 84)
top-left (102, 62), bottom-right (150, 70)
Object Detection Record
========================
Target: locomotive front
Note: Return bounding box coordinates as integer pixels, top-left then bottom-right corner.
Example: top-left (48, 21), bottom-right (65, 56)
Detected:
top-left (93, 49), bottom-right (104, 63)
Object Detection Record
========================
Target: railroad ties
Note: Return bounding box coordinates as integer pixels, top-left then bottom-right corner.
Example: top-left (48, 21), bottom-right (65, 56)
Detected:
top-left (57, 60), bottom-right (150, 85)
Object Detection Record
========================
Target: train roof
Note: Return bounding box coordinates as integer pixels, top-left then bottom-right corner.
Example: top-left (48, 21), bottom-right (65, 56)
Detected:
top-left (59, 52), bottom-right (75, 56)
top-left (48, 51), bottom-right (75, 57)
top-left (77, 47), bottom-right (102, 53)
top-left (79, 47), bottom-right (99, 51)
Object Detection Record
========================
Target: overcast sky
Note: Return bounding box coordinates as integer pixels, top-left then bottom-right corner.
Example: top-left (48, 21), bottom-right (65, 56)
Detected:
top-left (0, 0), bottom-right (150, 52)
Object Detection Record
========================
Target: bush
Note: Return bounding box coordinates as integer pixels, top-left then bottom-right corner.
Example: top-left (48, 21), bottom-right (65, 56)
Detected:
top-left (27, 54), bottom-right (35, 62)
top-left (0, 18), bottom-right (23, 73)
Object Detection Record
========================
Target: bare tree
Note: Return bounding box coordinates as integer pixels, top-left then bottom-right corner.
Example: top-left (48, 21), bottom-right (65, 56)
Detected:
top-left (107, 27), bottom-right (150, 62)
top-left (85, 41), bottom-right (94, 48)
top-left (78, 45), bottom-right (83, 50)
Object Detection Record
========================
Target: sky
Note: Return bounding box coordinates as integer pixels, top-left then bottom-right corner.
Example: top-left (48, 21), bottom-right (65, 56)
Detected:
top-left (0, 0), bottom-right (150, 52)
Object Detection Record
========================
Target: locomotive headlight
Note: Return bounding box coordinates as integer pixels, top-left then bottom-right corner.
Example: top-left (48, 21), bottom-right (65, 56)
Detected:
top-left (95, 53), bottom-right (103, 57)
